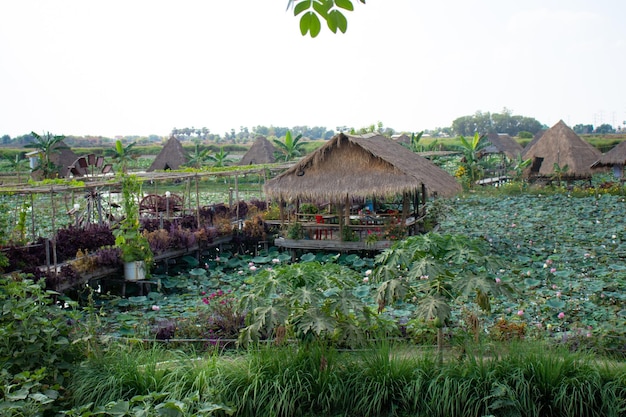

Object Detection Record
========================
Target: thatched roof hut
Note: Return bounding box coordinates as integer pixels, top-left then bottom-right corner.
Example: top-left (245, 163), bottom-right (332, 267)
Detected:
top-left (239, 136), bottom-right (276, 165)
top-left (483, 133), bottom-right (523, 159)
top-left (147, 137), bottom-right (188, 172)
top-left (591, 140), bottom-right (626, 177)
top-left (264, 133), bottom-right (461, 201)
top-left (29, 141), bottom-right (79, 180)
top-left (521, 120), bottom-right (601, 179)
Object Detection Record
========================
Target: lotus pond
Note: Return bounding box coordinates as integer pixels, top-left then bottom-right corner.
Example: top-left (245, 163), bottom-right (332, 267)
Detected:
top-left (85, 191), bottom-right (625, 356)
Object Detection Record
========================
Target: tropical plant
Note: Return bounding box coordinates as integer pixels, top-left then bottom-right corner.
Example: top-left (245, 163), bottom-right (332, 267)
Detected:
top-left (455, 132), bottom-right (491, 188)
top-left (24, 131), bottom-right (67, 179)
top-left (114, 175), bottom-right (153, 265)
top-left (374, 233), bottom-right (511, 357)
top-left (511, 153), bottom-right (532, 183)
top-left (3, 153), bottom-right (28, 183)
top-left (106, 139), bottom-right (137, 174)
top-left (289, 0), bottom-right (365, 38)
top-left (273, 130), bottom-right (304, 161)
top-left (208, 146), bottom-right (230, 167)
top-left (552, 162), bottom-right (569, 186)
top-left (186, 141), bottom-right (212, 168)
top-left (237, 261), bottom-right (379, 347)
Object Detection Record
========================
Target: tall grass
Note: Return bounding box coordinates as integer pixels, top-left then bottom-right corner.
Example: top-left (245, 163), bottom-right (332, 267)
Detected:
top-left (65, 341), bottom-right (626, 417)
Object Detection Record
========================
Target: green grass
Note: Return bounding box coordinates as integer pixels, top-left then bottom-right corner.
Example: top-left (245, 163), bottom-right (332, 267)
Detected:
top-left (64, 340), bottom-right (626, 417)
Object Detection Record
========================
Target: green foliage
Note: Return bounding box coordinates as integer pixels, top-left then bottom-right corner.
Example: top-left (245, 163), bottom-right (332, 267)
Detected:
top-left (290, 0), bottom-right (364, 38)
top-left (207, 146), bottom-right (230, 167)
top-left (455, 132), bottom-right (491, 189)
top-left (286, 222), bottom-right (304, 239)
top-left (272, 130), bottom-right (304, 161)
top-left (106, 140), bottom-right (137, 174)
top-left (237, 261), bottom-right (379, 347)
top-left (24, 131), bottom-right (67, 179)
top-left (114, 175), bottom-right (153, 265)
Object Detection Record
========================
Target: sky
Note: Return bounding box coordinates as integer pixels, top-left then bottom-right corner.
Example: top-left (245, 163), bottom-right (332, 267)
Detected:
top-left (1, 0), bottom-right (625, 138)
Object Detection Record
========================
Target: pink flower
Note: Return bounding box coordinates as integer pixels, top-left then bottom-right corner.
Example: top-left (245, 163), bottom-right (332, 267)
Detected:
top-left (556, 291), bottom-right (561, 297)
top-left (151, 305), bottom-right (160, 311)
top-left (536, 323), bottom-right (543, 329)
top-left (552, 284), bottom-right (558, 289)
top-left (495, 277), bottom-right (501, 284)
top-left (272, 258), bottom-right (280, 264)
top-left (202, 298), bottom-right (209, 304)
top-left (215, 256), bottom-right (221, 261)
top-left (363, 277), bottom-right (369, 283)
top-left (238, 270), bottom-right (244, 275)
top-left (365, 269), bottom-right (372, 276)
top-left (201, 291), bottom-right (206, 295)
top-left (558, 312), bottom-right (565, 319)
top-left (517, 310), bottom-right (524, 316)
top-left (550, 268), bottom-right (557, 273)
top-left (249, 265), bottom-right (257, 272)
top-left (546, 259), bottom-right (553, 265)
top-left (248, 262), bottom-right (255, 266)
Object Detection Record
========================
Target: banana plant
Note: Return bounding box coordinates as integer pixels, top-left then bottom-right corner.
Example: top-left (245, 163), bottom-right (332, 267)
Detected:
top-left (208, 146), bottom-right (230, 167)
top-left (272, 130), bottom-right (304, 162)
top-left (24, 131), bottom-right (67, 179)
top-left (456, 132), bottom-right (491, 188)
top-left (106, 140), bottom-right (137, 174)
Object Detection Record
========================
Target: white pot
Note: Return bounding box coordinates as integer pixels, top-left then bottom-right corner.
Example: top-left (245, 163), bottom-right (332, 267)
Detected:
top-left (124, 260), bottom-right (146, 282)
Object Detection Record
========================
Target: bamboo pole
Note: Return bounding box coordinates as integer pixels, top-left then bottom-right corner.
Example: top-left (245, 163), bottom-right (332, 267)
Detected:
top-left (195, 174), bottom-right (200, 228)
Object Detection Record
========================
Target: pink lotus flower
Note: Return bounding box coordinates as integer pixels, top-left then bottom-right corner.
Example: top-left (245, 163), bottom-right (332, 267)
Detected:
top-left (558, 312), bottom-right (565, 319)
top-left (249, 266), bottom-right (257, 271)
top-left (151, 305), bottom-right (160, 311)
top-left (550, 268), bottom-right (557, 273)
top-left (556, 291), bottom-right (561, 297)
top-left (517, 310), bottom-right (524, 316)
top-left (495, 277), bottom-right (501, 284)
top-left (272, 258), bottom-right (280, 264)
top-left (363, 277), bottom-right (369, 283)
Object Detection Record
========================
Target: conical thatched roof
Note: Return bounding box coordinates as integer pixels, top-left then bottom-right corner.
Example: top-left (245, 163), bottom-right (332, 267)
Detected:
top-left (591, 140), bottom-right (626, 167)
top-left (264, 133), bottom-right (461, 201)
top-left (147, 136), bottom-right (188, 171)
top-left (239, 136), bottom-right (276, 165)
top-left (522, 129), bottom-right (546, 154)
top-left (483, 133), bottom-right (523, 159)
top-left (521, 120), bottom-right (601, 178)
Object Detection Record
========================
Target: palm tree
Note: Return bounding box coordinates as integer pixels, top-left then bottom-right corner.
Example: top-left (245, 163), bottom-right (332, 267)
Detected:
top-left (24, 131), bottom-right (67, 179)
top-left (106, 140), bottom-right (137, 173)
top-left (273, 130), bottom-right (304, 161)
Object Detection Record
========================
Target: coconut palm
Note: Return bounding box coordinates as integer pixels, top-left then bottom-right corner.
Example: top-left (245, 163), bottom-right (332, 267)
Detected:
top-left (24, 131), bottom-right (67, 179)
top-left (273, 130), bottom-right (304, 161)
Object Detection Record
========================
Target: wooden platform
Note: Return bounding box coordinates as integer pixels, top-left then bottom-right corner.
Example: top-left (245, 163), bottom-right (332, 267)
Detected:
top-left (274, 237), bottom-right (393, 252)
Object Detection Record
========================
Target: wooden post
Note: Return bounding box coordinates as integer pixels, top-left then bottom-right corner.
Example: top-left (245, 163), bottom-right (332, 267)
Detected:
top-left (195, 174), bottom-right (201, 228)
top-left (235, 174), bottom-right (240, 221)
top-left (30, 193), bottom-right (36, 241)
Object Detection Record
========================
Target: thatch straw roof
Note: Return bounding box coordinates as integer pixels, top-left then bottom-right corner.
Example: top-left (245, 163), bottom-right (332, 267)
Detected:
top-left (522, 129), bottom-right (546, 154)
top-left (147, 136), bottom-right (188, 172)
top-left (239, 136), bottom-right (276, 165)
top-left (30, 141), bottom-right (78, 180)
top-left (591, 140), bottom-right (626, 167)
top-left (483, 133), bottom-right (523, 159)
top-left (521, 120), bottom-right (601, 178)
top-left (264, 133), bottom-right (461, 201)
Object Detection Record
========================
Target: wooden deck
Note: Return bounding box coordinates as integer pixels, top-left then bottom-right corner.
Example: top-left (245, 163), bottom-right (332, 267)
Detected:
top-left (274, 237), bottom-right (393, 252)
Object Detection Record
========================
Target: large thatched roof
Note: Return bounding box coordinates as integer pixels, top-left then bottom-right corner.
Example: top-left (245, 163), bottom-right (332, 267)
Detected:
top-left (239, 136), bottom-right (276, 165)
top-left (264, 133), bottom-right (461, 201)
top-left (483, 133), bottom-right (523, 159)
top-left (591, 140), bottom-right (626, 167)
top-left (147, 137), bottom-right (188, 171)
top-left (521, 120), bottom-right (601, 178)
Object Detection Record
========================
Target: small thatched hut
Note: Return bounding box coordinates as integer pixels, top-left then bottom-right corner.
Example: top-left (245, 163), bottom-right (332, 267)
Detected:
top-left (147, 137), bottom-right (188, 172)
top-left (483, 133), bottom-right (523, 160)
top-left (591, 140), bottom-right (626, 178)
top-left (521, 120), bottom-right (601, 180)
top-left (239, 136), bottom-right (276, 165)
top-left (29, 141), bottom-right (79, 180)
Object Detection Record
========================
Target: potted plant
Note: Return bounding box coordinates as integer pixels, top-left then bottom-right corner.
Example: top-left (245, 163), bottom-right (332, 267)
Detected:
top-left (114, 175), bottom-right (153, 281)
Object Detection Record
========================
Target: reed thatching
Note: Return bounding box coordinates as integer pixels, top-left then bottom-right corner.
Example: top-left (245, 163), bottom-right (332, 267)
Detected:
top-left (591, 140), bottom-right (626, 167)
top-left (239, 136), bottom-right (276, 165)
top-left (483, 133), bottom-right (523, 159)
top-left (522, 129), bottom-right (546, 154)
top-left (147, 136), bottom-right (188, 172)
top-left (521, 120), bottom-right (601, 178)
top-left (264, 133), bottom-right (461, 201)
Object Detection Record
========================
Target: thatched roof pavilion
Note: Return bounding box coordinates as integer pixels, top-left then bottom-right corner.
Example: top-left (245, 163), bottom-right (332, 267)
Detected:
top-left (239, 136), bottom-right (276, 165)
top-left (147, 136), bottom-right (188, 171)
top-left (484, 133), bottom-right (523, 160)
top-left (521, 120), bottom-right (601, 179)
top-left (264, 132), bottom-right (461, 201)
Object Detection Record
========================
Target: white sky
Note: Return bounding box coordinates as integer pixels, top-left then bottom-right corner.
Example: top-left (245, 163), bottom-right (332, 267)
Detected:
top-left (1, 0), bottom-right (625, 138)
